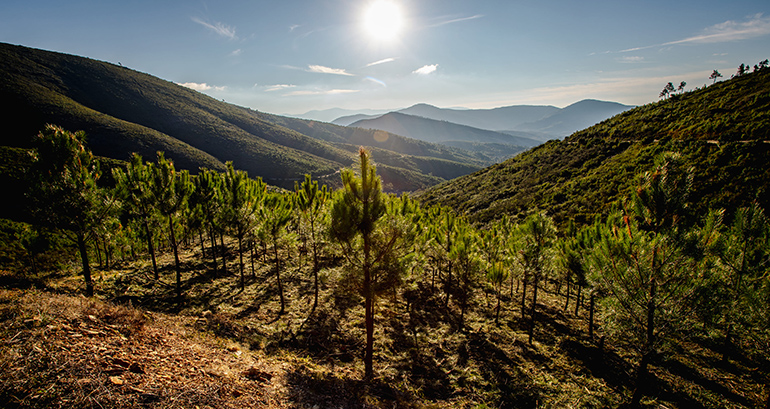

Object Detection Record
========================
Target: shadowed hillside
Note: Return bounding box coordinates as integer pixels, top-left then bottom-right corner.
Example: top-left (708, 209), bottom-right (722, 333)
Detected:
top-left (0, 42), bottom-right (483, 191)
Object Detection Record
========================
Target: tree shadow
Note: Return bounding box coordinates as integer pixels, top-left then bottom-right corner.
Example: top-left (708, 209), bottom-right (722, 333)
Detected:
top-left (560, 339), bottom-right (633, 392)
top-left (654, 358), bottom-right (754, 407)
top-left (467, 332), bottom-right (541, 408)
top-left (285, 368), bottom-right (420, 409)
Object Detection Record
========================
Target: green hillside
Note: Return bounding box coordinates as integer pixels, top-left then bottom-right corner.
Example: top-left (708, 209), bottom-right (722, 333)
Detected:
top-left (419, 66), bottom-right (770, 226)
top-left (0, 42), bottom-right (482, 191)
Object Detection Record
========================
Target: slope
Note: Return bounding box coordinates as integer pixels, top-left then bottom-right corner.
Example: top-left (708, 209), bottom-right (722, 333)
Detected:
top-left (419, 66), bottom-right (770, 227)
top-left (0, 42), bottom-right (481, 192)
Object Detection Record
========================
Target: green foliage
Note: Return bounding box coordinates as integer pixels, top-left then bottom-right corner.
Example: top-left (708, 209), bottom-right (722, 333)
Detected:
top-left (0, 42), bottom-right (484, 192)
top-left (420, 67), bottom-right (770, 228)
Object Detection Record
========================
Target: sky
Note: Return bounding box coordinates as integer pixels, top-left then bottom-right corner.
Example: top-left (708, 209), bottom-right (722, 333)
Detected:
top-left (1, 0), bottom-right (769, 116)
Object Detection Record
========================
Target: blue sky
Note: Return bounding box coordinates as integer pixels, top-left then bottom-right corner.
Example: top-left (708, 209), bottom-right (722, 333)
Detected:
top-left (2, 0), bottom-right (769, 116)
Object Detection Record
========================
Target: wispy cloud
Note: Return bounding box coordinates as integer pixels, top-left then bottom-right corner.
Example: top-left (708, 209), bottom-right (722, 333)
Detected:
top-left (413, 64), bottom-right (438, 75)
top-left (427, 14), bottom-right (484, 28)
top-left (264, 84), bottom-right (296, 92)
top-left (289, 24), bottom-right (300, 32)
top-left (229, 49), bottom-right (242, 57)
top-left (365, 57), bottom-right (397, 67)
top-left (284, 89), bottom-right (359, 96)
top-left (191, 17), bottom-right (237, 40)
top-left (618, 56), bottom-right (645, 63)
top-left (307, 65), bottom-right (355, 76)
top-left (177, 82), bottom-right (226, 92)
top-left (666, 13), bottom-right (770, 45)
top-left (621, 13), bottom-right (770, 52)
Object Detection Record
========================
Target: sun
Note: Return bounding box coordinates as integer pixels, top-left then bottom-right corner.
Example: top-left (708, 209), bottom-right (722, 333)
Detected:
top-left (363, 1), bottom-right (404, 42)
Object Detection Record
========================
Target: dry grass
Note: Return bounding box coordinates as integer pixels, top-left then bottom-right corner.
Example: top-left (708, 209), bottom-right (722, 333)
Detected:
top-left (1, 241), bottom-right (767, 408)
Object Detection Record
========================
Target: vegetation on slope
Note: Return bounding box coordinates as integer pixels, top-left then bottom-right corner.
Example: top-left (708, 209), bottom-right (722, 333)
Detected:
top-left (0, 42), bottom-right (483, 191)
top-left (418, 64), bottom-right (770, 227)
top-left (1, 124), bottom-right (769, 407)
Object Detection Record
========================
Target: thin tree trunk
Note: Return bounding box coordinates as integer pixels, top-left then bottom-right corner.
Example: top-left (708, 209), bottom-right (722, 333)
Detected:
top-left (220, 231), bottom-right (227, 274)
top-left (495, 287), bottom-right (502, 327)
top-left (143, 217), bottom-right (158, 280)
top-left (528, 274), bottom-right (539, 344)
top-left (238, 232), bottom-right (245, 291)
top-left (574, 284), bottom-right (583, 315)
top-left (632, 279), bottom-right (657, 407)
top-left (588, 292), bottom-right (596, 340)
top-left (94, 239), bottom-right (103, 268)
top-left (77, 232), bottom-right (94, 297)
top-left (209, 225), bottom-right (218, 275)
top-left (311, 220), bottom-right (319, 313)
top-left (274, 236), bottom-right (285, 315)
top-left (250, 243), bottom-right (256, 278)
top-left (363, 234), bottom-right (374, 379)
top-left (169, 215), bottom-right (182, 299)
top-left (520, 275), bottom-right (528, 316)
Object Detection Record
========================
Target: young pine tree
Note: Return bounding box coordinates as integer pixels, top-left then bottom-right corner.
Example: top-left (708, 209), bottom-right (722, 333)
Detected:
top-left (329, 147), bottom-right (414, 380)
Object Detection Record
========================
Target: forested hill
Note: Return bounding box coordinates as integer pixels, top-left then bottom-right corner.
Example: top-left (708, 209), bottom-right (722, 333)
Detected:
top-left (419, 65), bottom-right (770, 227)
top-left (0, 42), bottom-right (484, 191)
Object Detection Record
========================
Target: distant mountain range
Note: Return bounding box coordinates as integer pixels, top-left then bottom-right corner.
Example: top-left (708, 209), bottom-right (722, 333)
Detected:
top-left (419, 66), bottom-right (770, 227)
top-left (346, 112), bottom-right (539, 162)
top-left (0, 42), bottom-right (490, 192)
top-left (329, 100), bottom-right (634, 141)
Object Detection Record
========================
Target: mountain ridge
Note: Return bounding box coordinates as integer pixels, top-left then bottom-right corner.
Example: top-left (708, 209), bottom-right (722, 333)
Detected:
top-left (0, 42), bottom-right (485, 192)
top-left (418, 66), bottom-right (770, 227)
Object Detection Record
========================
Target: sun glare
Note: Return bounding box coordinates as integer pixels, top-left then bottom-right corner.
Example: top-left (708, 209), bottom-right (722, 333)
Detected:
top-left (363, 1), bottom-right (403, 42)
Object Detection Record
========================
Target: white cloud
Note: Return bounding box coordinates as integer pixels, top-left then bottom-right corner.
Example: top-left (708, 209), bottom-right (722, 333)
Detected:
top-left (365, 57), bottom-right (396, 67)
top-left (618, 56), bottom-right (645, 63)
top-left (289, 24), bottom-right (300, 32)
top-left (229, 49), bottom-right (242, 57)
top-left (307, 65), bottom-right (355, 76)
top-left (284, 89), bottom-right (359, 96)
top-left (265, 84), bottom-right (296, 92)
top-left (191, 17), bottom-right (237, 40)
top-left (413, 64), bottom-right (438, 75)
top-left (177, 82), bottom-right (226, 92)
top-left (621, 13), bottom-right (770, 52)
top-left (665, 13), bottom-right (770, 45)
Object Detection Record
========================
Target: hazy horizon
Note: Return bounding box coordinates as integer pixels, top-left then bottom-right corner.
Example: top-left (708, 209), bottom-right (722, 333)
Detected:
top-left (1, 0), bottom-right (768, 116)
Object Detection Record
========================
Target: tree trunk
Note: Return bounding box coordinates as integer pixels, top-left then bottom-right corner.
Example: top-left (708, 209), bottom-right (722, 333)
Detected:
top-left (220, 231), bottom-right (227, 274)
top-left (632, 280), bottom-right (657, 407)
top-left (630, 350), bottom-right (651, 407)
top-left (250, 244), bottom-right (256, 278)
top-left (311, 221), bottom-right (320, 313)
top-left (77, 232), bottom-right (94, 297)
top-left (94, 238), bottom-right (103, 269)
top-left (363, 234), bottom-right (374, 380)
top-left (143, 217), bottom-right (158, 280)
top-left (273, 235), bottom-right (285, 315)
top-left (238, 232), bottom-right (245, 291)
top-left (169, 215), bottom-right (182, 299)
top-left (574, 284), bottom-right (582, 315)
top-left (520, 275), bottom-right (528, 317)
top-left (495, 287), bottom-right (502, 327)
top-left (209, 225), bottom-right (218, 275)
top-left (588, 291), bottom-right (596, 340)
top-left (528, 274), bottom-right (539, 344)
top-left (444, 260), bottom-right (453, 310)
